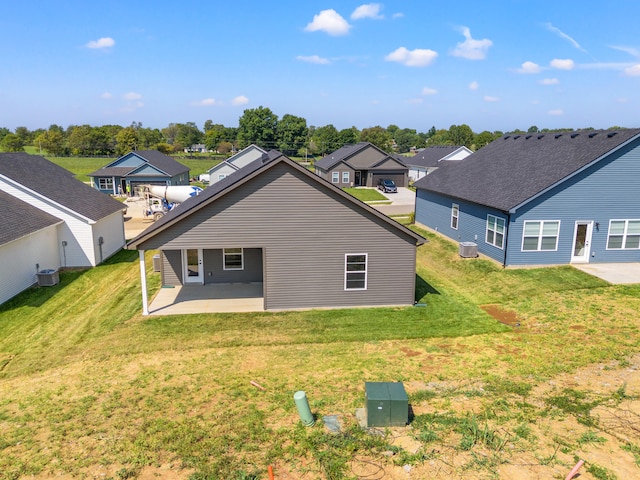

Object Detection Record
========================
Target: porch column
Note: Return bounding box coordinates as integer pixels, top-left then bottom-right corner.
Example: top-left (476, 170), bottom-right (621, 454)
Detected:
top-left (139, 250), bottom-right (149, 315)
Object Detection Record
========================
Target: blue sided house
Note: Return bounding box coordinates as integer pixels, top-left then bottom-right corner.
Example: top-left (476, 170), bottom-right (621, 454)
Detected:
top-left (414, 129), bottom-right (640, 266)
top-left (89, 150), bottom-right (190, 195)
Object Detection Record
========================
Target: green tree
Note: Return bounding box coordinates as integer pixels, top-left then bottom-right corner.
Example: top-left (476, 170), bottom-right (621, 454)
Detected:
top-left (395, 128), bottom-right (421, 153)
top-left (66, 125), bottom-right (94, 156)
top-left (360, 126), bottom-right (393, 152)
top-left (14, 126), bottom-right (31, 146)
top-left (237, 106), bottom-right (279, 149)
top-left (138, 127), bottom-right (163, 149)
top-left (0, 133), bottom-right (24, 152)
top-left (277, 114), bottom-right (308, 155)
top-left (175, 122), bottom-right (203, 151)
top-left (115, 127), bottom-right (139, 155)
top-left (35, 128), bottom-right (65, 155)
top-left (474, 131), bottom-right (496, 150)
top-left (161, 123), bottom-right (179, 145)
top-left (311, 124), bottom-right (339, 156)
top-left (447, 124), bottom-right (475, 147)
top-left (338, 126), bottom-right (360, 146)
top-left (527, 125), bottom-right (539, 133)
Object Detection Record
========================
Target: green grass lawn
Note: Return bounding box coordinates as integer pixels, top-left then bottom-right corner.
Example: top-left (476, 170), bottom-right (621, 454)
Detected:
top-left (343, 187), bottom-right (388, 202)
top-left (0, 230), bottom-right (639, 479)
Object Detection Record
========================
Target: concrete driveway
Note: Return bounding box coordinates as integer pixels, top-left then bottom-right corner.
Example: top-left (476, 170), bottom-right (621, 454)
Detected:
top-left (370, 187), bottom-right (415, 215)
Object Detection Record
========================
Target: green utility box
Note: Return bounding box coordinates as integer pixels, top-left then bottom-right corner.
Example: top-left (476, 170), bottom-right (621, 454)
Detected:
top-left (365, 381), bottom-right (409, 427)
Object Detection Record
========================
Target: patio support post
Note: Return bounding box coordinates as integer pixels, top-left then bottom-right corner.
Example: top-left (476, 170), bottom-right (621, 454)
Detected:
top-left (139, 250), bottom-right (149, 315)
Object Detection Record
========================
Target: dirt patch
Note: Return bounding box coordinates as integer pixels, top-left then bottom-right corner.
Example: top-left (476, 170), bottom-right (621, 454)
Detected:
top-left (400, 347), bottom-right (421, 357)
top-left (481, 304), bottom-right (522, 327)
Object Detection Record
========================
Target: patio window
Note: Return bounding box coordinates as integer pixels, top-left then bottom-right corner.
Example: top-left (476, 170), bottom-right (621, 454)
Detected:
top-left (332, 172), bottom-right (340, 183)
top-left (486, 214), bottom-right (505, 249)
top-left (522, 220), bottom-right (560, 251)
top-left (451, 204), bottom-right (459, 230)
top-left (223, 248), bottom-right (244, 270)
top-left (98, 178), bottom-right (113, 190)
top-left (342, 171), bottom-right (350, 184)
top-left (607, 219), bottom-right (640, 249)
top-left (345, 254), bottom-right (367, 290)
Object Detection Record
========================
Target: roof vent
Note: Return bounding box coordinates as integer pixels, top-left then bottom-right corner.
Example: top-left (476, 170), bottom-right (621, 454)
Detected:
top-left (504, 135), bottom-right (511, 139)
top-left (525, 135), bottom-right (532, 139)
top-left (513, 135), bottom-right (521, 139)
top-left (571, 133), bottom-right (579, 138)
top-left (589, 132), bottom-right (598, 138)
top-left (537, 134), bottom-right (545, 139)
top-left (555, 134), bottom-right (563, 139)
top-left (608, 132), bottom-right (618, 138)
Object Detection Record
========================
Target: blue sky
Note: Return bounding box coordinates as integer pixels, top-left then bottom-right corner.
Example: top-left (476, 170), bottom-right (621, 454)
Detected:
top-left (2, 1), bottom-right (640, 133)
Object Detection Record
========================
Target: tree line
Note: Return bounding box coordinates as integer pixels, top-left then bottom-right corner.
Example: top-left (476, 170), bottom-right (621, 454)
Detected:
top-left (0, 106), bottom-right (589, 157)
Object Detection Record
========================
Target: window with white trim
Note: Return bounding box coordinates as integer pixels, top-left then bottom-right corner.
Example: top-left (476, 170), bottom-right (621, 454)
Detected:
top-left (98, 178), bottom-right (113, 190)
top-left (342, 171), bottom-right (350, 183)
top-left (332, 172), bottom-right (340, 183)
top-left (223, 248), bottom-right (244, 270)
top-left (218, 174), bottom-right (227, 181)
top-left (486, 215), bottom-right (505, 249)
top-left (345, 254), bottom-right (367, 290)
top-left (451, 204), bottom-right (459, 230)
top-left (607, 220), bottom-right (640, 249)
top-left (522, 220), bottom-right (560, 251)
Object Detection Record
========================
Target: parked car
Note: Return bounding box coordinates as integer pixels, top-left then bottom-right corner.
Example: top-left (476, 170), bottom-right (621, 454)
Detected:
top-left (377, 178), bottom-right (397, 193)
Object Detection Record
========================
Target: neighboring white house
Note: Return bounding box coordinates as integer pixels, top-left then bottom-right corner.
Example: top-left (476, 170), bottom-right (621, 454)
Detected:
top-left (0, 153), bottom-right (127, 304)
top-left (204, 145), bottom-right (267, 185)
top-left (405, 146), bottom-right (473, 181)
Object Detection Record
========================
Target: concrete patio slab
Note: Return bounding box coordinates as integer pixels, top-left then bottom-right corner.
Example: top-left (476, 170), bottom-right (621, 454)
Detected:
top-left (148, 283), bottom-right (264, 315)
top-left (574, 263), bottom-right (640, 284)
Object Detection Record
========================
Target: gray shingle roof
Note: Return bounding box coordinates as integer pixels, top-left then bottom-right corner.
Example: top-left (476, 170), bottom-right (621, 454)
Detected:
top-left (315, 143), bottom-right (367, 170)
top-left (0, 190), bottom-right (61, 246)
top-left (127, 150), bottom-right (425, 248)
top-left (0, 152), bottom-right (126, 221)
top-left (413, 129), bottom-right (640, 212)
top-left (405, 146), bottom-right (464, 168)
top-left (89, 150), bottom-right (189, 178)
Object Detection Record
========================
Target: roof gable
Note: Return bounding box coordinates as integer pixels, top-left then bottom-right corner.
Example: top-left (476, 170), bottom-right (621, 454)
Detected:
top-left (414, 129), bottom-right (640, 212)
top-left (0, 152), bottom-right (125, 221)
top-left (208, 161), bottom-right (240, 175)
top-left (227, 145), bottom-right (267, 167)
top-left (406, 146), bottom-right (468, 168)
top-left (128, 151), bottom-right (425, 248)
top-left (96, 150), bottom-right (188, 178)
top-left (316, 142), bottom-right (401, 171)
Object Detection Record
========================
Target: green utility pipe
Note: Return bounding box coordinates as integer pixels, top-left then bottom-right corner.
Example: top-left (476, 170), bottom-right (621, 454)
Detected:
top-left (293, 391), bottom-right (315, 426)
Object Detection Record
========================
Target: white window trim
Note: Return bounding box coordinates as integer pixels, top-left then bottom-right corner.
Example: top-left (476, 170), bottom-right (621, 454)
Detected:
top-left (331, 171), bottom-right (340, 183)
top-left (606, 219), bottom-right (640, 250)
top-left (223, 248), bottom-right (244, 270)
top-left (486, 214), bottom-right (506, 249)
top-left (218, 174), bottom-right (227, 181)
top-left (342, 171), bottom-right (350, 184)
top-left (521, 220), bottom-right (560, 252)
top-left (451, 203), bottom-right (459, 230)
top-left (99, 178), bottom-right (113, 190)
top-left (344, 253), bottom-right (368, 291)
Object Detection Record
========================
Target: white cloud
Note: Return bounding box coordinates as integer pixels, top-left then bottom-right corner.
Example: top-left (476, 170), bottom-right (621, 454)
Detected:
top-left (123, 92), bottom-right (142, 100)
top-left (351, 3), bottom-right (383, 20)
top-left (624, 64), bottom-right (640, 76)
top-left (548, 109), bottom-right (564, 116)
top-left (451, 26), bottom-right (492, 60)
top-left (100, 92), bottom-right (112, 99)
top-left (86, 37), bottom-right (115, 49)
top-left (610, 45), bottom-right (640, 58)
top-left (517, 61), bottom-right (542, 74)
top-left (545, 23), bottom-right (586, 53)
top-left (305, 9), bottom-right (351, 36)
top-left (469, 81), bottom-right (479, 90)
top-left (484, 95), bottom-right (499, 102)
top-left (392, 12), bottom-right (404, 19)
top-left (296, 55), bottom-right (330, 65)
top-left (232, 95), bottom-right (249, 106)
top-left (407, 98), bottom-right (423, 104)
top-left (539, 78), bottom-right (559, 85)
top-left (421, 86), bottom-right (437, 95)
top-left (550, 58), bottom-right (575, 70)
top-left (191, 98), bottom-right (217, 107)
top-left (385, 47), bottom-right (438, 67)
top-left (120, 101), bottom-right (144, 113)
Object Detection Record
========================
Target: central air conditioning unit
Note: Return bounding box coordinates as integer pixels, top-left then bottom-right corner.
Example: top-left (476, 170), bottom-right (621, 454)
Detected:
top-left (37, 269), bottom-right (60, 286)
top-left (459, 242), bottom-right (478, 258)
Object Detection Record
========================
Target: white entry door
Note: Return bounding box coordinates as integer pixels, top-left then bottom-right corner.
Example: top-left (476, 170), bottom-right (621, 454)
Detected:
top-left (183, 249), bottom-right (204, 284)
top-left (571, 221), bottom-right (593, 263)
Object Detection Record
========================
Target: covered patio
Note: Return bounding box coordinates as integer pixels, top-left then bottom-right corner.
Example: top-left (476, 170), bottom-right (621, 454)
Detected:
top-left (148, 283), bottom-right (264, 315)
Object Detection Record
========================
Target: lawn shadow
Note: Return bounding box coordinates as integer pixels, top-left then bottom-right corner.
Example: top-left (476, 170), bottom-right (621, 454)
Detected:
top-left (415, 274), bottom-right (439, 302)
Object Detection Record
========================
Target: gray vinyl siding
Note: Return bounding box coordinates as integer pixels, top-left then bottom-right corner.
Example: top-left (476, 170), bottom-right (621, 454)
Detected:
top-left (348, 148), bottom-right (386, 168)
top-left (162, 250), bottom-right (183, 284)
top-left (140, 163), bottom-right (418, 310)
top-left (507, 139), bottom-right (640, 265)
top-left (203, 248), bottom-right (263, 284)
top-left (415, 189), bottom-right (507, 264)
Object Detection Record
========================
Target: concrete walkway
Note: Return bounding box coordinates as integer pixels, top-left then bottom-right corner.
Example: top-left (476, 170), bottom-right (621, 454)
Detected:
top-left (574, 263), bottom-right (640, 284)
top-left (148, 283), bottom-right (264, 315)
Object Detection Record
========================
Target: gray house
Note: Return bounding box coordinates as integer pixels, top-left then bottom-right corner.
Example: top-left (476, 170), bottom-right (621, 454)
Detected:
top-left (414, 129), bottom-right (640, 266)
top-left (205, 144), bottom-right (267, 185)
top-left (89, 150), bottom-right (190, 195)
top-left (127, 150), bottom-right (425, 314)
top-left (315, 142), bottom-right (409, 188)
top-left (406, 146), bottom-right (473, 181)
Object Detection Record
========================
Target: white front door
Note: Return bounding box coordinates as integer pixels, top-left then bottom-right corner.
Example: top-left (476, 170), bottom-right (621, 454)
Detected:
top-left (183, 249), bottom-right (204, 284)
top-left (571, 221), bottom-right (593, 263)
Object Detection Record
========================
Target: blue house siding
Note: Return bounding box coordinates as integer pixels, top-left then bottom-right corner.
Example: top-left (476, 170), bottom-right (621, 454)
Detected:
top-left (415, 189), bottom-right (508, 264)
top-left (507, 139), bottom-right (640, 265)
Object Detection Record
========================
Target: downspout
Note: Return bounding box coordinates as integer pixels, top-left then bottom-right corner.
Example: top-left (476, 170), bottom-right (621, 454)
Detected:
top-left (503, 212), bottom-right (511, 268)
